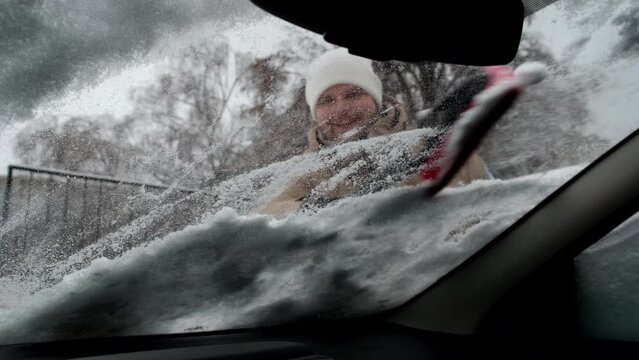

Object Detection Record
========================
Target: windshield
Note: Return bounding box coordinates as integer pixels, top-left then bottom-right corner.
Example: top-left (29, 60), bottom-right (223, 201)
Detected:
top-left (0, 0), bottom-right (638, 344)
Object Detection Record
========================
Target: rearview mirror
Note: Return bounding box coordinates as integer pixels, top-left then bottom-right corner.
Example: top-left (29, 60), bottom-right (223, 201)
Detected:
top-left (250, 0), bottom-right (524, 65)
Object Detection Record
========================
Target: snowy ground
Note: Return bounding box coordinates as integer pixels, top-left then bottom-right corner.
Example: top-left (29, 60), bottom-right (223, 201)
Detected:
top-left (0, 160), bottom-right (581, 344)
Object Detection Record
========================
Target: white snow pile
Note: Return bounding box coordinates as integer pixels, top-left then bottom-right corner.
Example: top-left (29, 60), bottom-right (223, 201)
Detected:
top-left (1, 128), bottom-right (440, 285)
top-left (0, 163), bottom-right (581, 344)
top-left (0, 128), bottom-right (438, 281)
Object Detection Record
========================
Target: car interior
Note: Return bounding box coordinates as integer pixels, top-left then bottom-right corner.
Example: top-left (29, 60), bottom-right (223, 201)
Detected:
top-left (2, 0), bottom-right (639, 358)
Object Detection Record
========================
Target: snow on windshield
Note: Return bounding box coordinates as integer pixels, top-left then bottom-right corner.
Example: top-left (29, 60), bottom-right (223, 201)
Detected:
top-left (0, 154), bottom-right (580, 342)
top-left (0, 120), bottom-right (582, 343)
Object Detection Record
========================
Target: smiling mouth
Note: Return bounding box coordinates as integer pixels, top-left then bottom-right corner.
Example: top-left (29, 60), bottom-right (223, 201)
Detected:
top-left (331, 120), bottom-right (356, 128)
top-left (328, 116), bottom-right (362, 127)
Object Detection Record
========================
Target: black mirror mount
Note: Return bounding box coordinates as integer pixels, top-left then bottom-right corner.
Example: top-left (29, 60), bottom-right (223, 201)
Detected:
top-left (250, 0), bottom-right (524, 65)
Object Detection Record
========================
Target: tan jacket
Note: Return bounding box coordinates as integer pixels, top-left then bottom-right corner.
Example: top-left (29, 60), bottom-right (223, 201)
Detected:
top-left (257, 98), bottom-right (489, 218)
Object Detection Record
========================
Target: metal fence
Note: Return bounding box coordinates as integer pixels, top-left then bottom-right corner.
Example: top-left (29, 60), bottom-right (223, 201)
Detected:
top-left (0, 165), bottom-right (197, 275)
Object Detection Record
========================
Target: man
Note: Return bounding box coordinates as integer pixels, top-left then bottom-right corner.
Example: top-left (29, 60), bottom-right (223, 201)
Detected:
top-left (258, 48), bottom-right (489, 217)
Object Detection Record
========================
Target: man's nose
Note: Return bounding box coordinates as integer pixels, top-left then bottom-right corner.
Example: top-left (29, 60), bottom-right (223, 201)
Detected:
top-left (331, 98), bottom-right (350, 114)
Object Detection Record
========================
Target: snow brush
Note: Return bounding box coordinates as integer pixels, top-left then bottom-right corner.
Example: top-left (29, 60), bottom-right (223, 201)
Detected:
top-left (419, 62), bottom-right (548, 198)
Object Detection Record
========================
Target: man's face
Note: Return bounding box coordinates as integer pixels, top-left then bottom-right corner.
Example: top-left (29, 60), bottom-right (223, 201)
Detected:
top-left (314, 83), bottom-right (377, 141)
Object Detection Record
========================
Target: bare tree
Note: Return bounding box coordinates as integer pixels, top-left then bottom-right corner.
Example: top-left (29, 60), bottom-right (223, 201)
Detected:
top-left (127, 40), bottom-right (249, 187)
top-left (15, 39), bottom-right (255, 188)
top-left (480, 33), bottom-right (606, 177)
top-left (15, 115), bottom-right (143, 179)
top-left (370, 31), bottom-right (605, 178)
top-left (14, 35), bottom-right (315, 187)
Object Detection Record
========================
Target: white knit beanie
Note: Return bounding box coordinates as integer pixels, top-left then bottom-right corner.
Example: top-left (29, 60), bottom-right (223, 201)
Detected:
top-left (305, 48), bottom-right (383, 119)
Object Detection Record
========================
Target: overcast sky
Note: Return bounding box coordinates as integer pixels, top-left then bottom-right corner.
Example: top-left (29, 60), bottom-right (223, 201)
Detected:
top-left (0, 0), bottom-right (262, 121)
